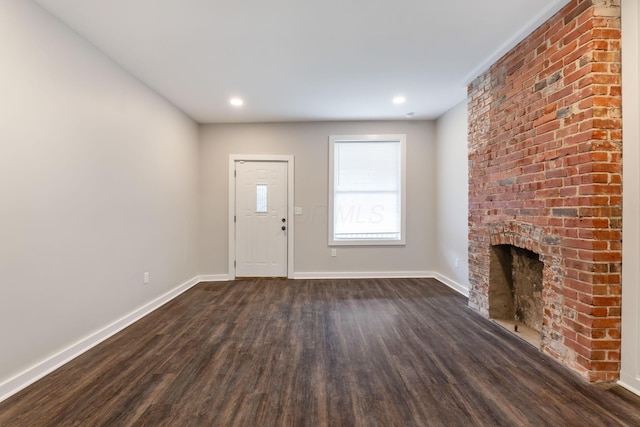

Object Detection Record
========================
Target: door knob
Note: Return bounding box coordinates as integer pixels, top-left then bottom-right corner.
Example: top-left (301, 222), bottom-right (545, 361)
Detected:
top-left (282, 218), bottom-right (286, 223)
top-left (282, 226), bottom-right (286, 231)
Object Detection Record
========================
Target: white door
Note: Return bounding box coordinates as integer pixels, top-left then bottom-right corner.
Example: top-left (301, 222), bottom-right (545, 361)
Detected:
top-left (235, 161), bottom-right (288, 277)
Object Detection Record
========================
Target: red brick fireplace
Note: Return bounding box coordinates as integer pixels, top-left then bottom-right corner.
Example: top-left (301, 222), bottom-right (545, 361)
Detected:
top-left (468, 0), bottom-right (622, 382)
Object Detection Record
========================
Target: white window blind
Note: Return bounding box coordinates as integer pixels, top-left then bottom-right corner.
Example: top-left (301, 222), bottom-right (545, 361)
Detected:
top-left (329, 135), bottom-right (406, 245)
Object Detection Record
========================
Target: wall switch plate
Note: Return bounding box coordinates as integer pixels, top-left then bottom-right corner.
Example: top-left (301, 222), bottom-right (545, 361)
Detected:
top-left (454, 258), bottom-right (459, 268)
top-left (294, 206), bottom-right (303, 215)
top-left (331, 248), bottom-right (337, 257)
top-left (144, 272), bottom-right (150, 284)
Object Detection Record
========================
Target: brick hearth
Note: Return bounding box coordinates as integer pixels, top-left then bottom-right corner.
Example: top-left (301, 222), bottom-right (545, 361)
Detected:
top-left (467, 0), bottom-right (622, 382)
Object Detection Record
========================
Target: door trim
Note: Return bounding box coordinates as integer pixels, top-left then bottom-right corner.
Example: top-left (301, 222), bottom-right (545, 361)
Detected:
top-left (228, 154), bottom-right (295, 279)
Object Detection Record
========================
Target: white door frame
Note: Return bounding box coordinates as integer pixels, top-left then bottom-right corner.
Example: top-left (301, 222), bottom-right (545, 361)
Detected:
top-left (229, 154), bottom-right (295, 279)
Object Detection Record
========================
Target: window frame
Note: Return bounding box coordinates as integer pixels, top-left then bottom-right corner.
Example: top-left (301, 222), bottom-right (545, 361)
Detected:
top-left (328, 134), bottom-right (407, 246)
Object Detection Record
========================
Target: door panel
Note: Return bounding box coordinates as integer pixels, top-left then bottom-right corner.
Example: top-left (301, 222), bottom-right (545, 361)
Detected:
top-left (235, 161), bottom-right (288, 277)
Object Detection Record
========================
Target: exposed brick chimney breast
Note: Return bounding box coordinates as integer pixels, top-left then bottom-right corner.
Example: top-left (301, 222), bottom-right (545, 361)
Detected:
top-left (467, 0), bottom-right (622, 382)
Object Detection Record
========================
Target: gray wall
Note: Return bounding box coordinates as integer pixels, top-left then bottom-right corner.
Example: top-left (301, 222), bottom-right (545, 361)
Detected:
top-left (199, 120), bottom-right (438, 276)
top-left (0, 0), bottom-right (199, 387)
top-left (621, 0), bottom-right (640, 394)
top-left (434, 101), bottom-right (469, 294)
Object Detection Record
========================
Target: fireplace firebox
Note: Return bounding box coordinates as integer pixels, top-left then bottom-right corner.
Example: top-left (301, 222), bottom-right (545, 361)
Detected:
top-left (490, 245), bottom-right (544, 347)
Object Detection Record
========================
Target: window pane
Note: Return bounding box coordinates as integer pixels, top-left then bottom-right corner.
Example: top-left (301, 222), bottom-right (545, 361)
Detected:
top-left (334, 191), bottom-right (400, 239)
top-left (330, 135), bottom-right (405, 245)
top-left (256, 184), bottom-right (267, 212)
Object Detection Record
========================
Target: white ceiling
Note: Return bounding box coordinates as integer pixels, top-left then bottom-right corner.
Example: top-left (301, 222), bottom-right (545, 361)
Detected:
top-left (34, 0), bottom-right (569, 123)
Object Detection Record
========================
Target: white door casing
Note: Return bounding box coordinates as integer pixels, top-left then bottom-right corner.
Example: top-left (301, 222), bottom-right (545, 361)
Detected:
top-left (228, 155), bottom-right (294, 278)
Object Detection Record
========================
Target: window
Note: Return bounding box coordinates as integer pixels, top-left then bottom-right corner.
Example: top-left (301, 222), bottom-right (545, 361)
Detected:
top-left (329, 134), bottom-right (406, 245)
top-left (256, 184), bottom-right (268, 213)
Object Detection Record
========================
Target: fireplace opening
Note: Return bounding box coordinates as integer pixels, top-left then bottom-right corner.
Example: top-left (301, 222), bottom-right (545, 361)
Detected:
top-left (489, 244), bottom-right (543, 348)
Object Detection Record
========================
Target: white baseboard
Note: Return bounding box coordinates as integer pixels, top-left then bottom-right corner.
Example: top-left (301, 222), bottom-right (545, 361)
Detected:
top-left (292, 271), bottom-right (469, 297)
top-left (197, 274), bottom-right (232, 282)
top-left (619, 374), bottom-right (640, 397)
top-left (432, 272), bottom-right (470, 297)
top-left (0, 275), bottom-right (202, 404)
top-left (291, 271), bottom-right (434, 279)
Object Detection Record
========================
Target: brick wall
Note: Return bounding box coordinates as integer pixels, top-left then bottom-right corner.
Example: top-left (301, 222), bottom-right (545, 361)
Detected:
top-left (467, 0), bottom-right (622, 382)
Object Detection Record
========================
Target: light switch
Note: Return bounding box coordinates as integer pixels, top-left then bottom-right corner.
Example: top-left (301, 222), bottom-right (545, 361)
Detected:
top-left (294, 206), bottom-right (303, 215)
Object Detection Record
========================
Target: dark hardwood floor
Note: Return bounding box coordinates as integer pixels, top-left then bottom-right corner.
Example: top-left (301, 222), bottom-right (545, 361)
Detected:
top-left (1, 278), bottom-right (639, 426)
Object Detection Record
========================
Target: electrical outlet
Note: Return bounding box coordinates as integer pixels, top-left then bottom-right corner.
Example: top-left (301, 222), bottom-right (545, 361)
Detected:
top-left (144, 272), bottom-right (150, 284)
top-left (331, 248), bottom-right (337, 257)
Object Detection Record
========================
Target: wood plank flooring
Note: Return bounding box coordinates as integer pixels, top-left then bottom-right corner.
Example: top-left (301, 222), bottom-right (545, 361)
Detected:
top-left (1, 278), bottom-right (640, 426)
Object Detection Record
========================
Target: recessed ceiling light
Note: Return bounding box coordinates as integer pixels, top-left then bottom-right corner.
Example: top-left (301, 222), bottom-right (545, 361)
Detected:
top-left (392, 96), bottom-right (406, 105)
top-left (230, 97), bottom-right (244, 107)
